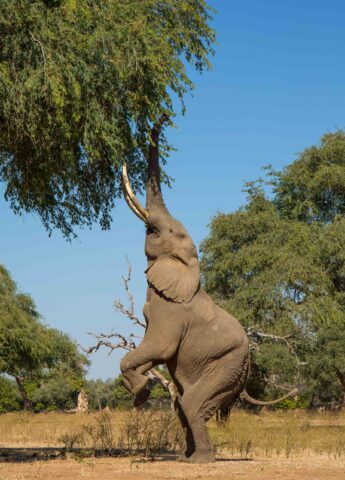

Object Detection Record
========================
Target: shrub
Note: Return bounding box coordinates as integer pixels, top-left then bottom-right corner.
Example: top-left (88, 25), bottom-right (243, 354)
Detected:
top-left (119, 410), bottom-right (184, 459)
top-left (0, 376), bottom-right (21, 412)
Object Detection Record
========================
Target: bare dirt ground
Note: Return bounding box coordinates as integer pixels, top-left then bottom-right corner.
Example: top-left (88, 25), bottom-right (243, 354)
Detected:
top-left (1, 454), bottom-right (345, 480)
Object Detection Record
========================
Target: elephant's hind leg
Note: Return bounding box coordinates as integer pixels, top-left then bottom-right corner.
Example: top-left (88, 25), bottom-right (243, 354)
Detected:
top-left (175, 396), bottom-right (195, 461)
top-left (180, 349), bottom-right (248, 463)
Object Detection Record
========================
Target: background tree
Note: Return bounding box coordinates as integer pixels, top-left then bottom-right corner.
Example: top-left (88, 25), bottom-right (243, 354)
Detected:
top-left (85, 375), bottom-right (169, 411)
top-left (30, 328), bottom-right (89, 411)
top-left (0, 265), bottom-right (88, 410)
top-left (272, 131), bottom-right (345, 223)
top-left (0, 376), bottom-right (21, 412)
top-left (0, 0), bottom-right (215, 238)
top-left (200, 131), bottom-right (345, 408)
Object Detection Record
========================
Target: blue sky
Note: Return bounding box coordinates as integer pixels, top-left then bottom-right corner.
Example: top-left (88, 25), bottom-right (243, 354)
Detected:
top-left (2, 0), bottom-right (345, 379)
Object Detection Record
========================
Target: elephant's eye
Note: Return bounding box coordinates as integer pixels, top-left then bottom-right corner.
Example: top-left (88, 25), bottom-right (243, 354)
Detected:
top-left (146, 226), bottom-right (158, 235)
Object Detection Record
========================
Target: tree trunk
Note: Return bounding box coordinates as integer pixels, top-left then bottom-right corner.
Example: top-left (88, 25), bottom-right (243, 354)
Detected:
top-left (15, 377), bottom-right (32, 411)
top-left (146, 115), bottom-right (169, 210)
top-left (308, 391), bottom-right (316, 410)
top-left (216, 401), bottom-right (234, 425)
top-left (335, 369), bottom-right (345, 410)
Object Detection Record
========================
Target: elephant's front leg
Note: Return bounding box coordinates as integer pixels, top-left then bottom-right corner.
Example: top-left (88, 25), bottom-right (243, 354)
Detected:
top-left (120, 350), bottom-right (153, 396)
top-left (120, 337), bottom-right (176, 396)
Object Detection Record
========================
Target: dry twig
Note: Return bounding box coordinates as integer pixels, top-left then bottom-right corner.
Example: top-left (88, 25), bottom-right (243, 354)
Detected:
top-left (246, 326), bottom-right (307, 369)
top-left (87, 258), bottom-right (177, 405)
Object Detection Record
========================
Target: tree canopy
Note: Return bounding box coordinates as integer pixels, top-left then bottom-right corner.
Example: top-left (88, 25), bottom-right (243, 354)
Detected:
top-left (0, 0), bottom-right (215, 238)
top-left (272, 131), bottom-right (345, 223)
top-left (201, 131), bottom-right (345, 408)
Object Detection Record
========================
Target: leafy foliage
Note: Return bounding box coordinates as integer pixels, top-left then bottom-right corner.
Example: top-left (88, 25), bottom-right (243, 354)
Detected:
top-left (0, 264), bottom-right (88, 410)
top-left (0, 0), bottom-right (215, 237)
top-left (86, 376), bottom-right (132, 410)
top-left (0, 375), bottom-right (21, 412)
top-left (272, 131), bottom-right (345, 223)
top-left (201, 131), bottom-right (345, 407)
top-left (85, 374), bottom-right (170, 410)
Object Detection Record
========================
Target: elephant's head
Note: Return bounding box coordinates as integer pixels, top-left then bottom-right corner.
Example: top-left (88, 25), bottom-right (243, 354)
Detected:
top-left (122, 117), bottom-right (200, 303)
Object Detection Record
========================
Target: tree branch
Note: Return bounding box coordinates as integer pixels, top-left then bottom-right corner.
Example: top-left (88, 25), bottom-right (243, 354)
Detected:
top-left (114, 256), bottom-right (146, 329)
top-left (87, 258), bottom-right (177, 406)
top-left (29, 30), bottom-right (47, 74)
top-left (85, 332), bottom-right (136, 355)
top-left (246, 326), bottom-right (307, 368)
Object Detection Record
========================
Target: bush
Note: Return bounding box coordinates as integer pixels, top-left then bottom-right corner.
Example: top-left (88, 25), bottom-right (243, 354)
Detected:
top-left (30, 376), bottom-right (79, 411)
top-left (119, 410), bottom-right (184, 459)
top-left (82, 411), bottom-right (117, 455)
top-left (0, 376), bottom-right (21, 412)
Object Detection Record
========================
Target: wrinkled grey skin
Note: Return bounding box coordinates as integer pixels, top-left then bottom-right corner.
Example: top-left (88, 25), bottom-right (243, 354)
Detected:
top-left (120, 118), bottom-right (250, 463)
top-left (120, 118), bottom-right (295, 463)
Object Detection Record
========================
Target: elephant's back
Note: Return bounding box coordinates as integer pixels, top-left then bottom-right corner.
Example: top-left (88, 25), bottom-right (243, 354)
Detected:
top-left (190, 289), bottom-right (247, 343)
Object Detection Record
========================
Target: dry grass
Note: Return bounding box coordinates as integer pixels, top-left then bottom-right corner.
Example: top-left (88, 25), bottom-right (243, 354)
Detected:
top-left (2, 410), bottom-right (345, 480)
top-left (0, 410), bottom-right (127, 449)
top-left (209, 409), bottom-right (345, 459)
top-left (0, 408), bottom-right (345, 459)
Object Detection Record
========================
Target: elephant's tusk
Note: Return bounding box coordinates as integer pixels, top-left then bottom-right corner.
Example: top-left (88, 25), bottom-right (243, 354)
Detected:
top-left (122, 163), bottom-right (148, 222)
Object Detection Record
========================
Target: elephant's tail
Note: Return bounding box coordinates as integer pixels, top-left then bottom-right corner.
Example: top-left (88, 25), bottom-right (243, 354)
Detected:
top-left (239, 388), bottom-right (299, 406)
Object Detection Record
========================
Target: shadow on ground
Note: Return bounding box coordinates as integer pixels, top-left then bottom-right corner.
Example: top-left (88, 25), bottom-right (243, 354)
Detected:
top-left (0, 448), bottom-right (254, 464)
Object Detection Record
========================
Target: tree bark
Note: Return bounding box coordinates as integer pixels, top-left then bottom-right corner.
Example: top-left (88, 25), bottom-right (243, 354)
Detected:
top-left (335, 369), bottom-right (345, 410)
top-left (15, 377), bottom-right (32, 411)
top-left (146, 115), bottom-right (169, 210)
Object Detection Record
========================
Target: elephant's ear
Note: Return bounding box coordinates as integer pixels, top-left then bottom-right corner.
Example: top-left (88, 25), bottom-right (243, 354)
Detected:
top-left (146, 252), bottom-right (200, 303)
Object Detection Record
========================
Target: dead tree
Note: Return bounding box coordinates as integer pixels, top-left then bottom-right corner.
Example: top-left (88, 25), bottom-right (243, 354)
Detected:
top-left (86, 258), bottom-right (177, 408)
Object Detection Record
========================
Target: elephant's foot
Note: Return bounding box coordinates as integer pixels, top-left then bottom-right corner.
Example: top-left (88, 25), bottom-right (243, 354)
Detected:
top-left (177, 447), bottom-right (195, 462)
top-left (187, 450), bottom-right (215, 464)
top-left (132, 374), bottom-right (149, 395)
top-left (177, 449), bottom-right (194, 462)
top-left (125, 372), bottom-right (149, 396)
top-left (177, 453), bottom-right (189, 462)
top-left (133, 388), bottom-right (151, 408)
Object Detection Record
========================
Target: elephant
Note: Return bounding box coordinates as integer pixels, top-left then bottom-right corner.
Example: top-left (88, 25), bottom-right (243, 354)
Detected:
top-left (120, 116), bottom-right (297, 463)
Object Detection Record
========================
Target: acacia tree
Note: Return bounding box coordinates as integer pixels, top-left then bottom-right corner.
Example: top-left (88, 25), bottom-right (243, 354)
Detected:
top-left (0, 265), bottom-right (88, 410)
top-left (0, 0), bottom-right (215, 238)
top-left (201, 131), bottom-right (345, 408)
top-left (271, 131), bottom-right (345, 406)
top-left (30, 328), bottom-right (89, 411)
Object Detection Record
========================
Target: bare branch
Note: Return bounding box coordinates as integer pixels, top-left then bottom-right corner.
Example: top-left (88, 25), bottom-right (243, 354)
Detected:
top-left (264, 375), bottom-right (299, 393)
top-left (247, 327), bottom-right (294, 346)
top-left (29, 30), bottom-right (47, 74)
top-left (114, 301), bottom-right (146, 328)
top-left (86, 331), bottom-right (176, 401)
top-left (123, 255), bottom-right (134, 314)
top-left (85, 332), bottom-right (136, 355)
top-left (246, 326), bottom-right (306, 368)
top-left (114, 257), bottom-right (146, 329)
top-left (87, 257), bottom-right (176, 408)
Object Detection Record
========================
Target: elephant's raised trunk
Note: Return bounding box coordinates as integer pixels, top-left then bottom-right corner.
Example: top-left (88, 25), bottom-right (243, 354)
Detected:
top-left (122, 115), bottom-right (169, 221)
top-left (146, 115), bottom-right (169, 212)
